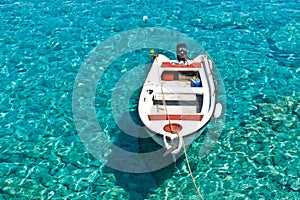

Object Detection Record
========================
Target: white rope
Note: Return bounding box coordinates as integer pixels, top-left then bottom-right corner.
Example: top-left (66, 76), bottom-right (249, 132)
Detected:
top-left (182, 140), bottom-right (204, 200)
top-left (155, 55), bottom-right (173, 133)
top-left (155, 53), bottom-right (204, 199)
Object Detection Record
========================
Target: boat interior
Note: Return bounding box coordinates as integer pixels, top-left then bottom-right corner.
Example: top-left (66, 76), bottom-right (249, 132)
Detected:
top-left (161, 70), bottom-right (201, 84)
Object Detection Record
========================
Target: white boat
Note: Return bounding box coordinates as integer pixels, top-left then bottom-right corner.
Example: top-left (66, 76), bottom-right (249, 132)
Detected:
top-left (138, 44), bottom-right (222, 155)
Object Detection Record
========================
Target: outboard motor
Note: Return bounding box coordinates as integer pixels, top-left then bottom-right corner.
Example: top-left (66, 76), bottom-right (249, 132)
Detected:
top-left (176, 43), bottom-right (188, 62)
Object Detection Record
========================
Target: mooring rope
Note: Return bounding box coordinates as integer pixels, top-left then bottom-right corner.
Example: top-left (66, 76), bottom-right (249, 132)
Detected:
top-left (182, 140), bottom-right (204, 200)
top-left (160, 82), bottom-right (173, 132)
top-left (153, 52), bottom-right (204, 199)
top-left (154, 56), bottom-right (173, 133)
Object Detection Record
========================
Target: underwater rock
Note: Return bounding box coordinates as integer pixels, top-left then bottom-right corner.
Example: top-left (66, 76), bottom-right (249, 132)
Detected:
top-left (290, 178), bottom-right (300, 191)
top-left (253, 154), bottom-right (267, 165)
top-left (286, 163), bottom-right (299, 178)
top-left (0, 163), bottom-right (18, 176)
top-left (66, 163), bottom-right (78, 173)
top-left (74, 180), bottom-right (90, 192)
top-left (0, 177), bottom-right (17, 190)
top-left (2, 187), bottom-right (16, 196)
top-left (40, 174), bottom-right (55, 187)
top-left (53, 167), bottom-right (71, 181)
top-left (256, 169), bottom-right (269, 179)
top-left (104, 173), bottom-right (117, 183)
top-left (58, 175), bottom-right (75, 187)
top-left (94, 173), bottom-right (117, 192)
top-left (61, 150), bottom-right (81, 166)
top-left (102, 187), bottom-right (129, 200)
top-left (73, 158), bottom-right (88, 169)
top-left (101, 9), bottom-right (111, 19)
top-left (89, 159), bottom-right (102, 167)
top-left (55, 185), bottom-right (69, 196)
top-left (56, 146), bottom-right (71, 157)
top-left (15, 165), bottom-right (30, 177)
top-left (19, 179), bottom-right (40, 190)
top-left (270, 22), bottom-right (299, 53)
top-left (272, 154), bottom-right (287, 166)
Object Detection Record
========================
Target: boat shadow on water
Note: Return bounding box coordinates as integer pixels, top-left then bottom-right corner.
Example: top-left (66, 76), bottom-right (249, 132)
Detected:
top-left (102, 111), bottom-right (185, 200)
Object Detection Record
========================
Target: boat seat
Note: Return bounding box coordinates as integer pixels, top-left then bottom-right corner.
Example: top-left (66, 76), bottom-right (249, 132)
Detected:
top-left (151, 105), bottom-right (198, 114)
top-left (161, 87), bottom-right (204, 94)
top-left (154, 93), bottom-right (196, 101)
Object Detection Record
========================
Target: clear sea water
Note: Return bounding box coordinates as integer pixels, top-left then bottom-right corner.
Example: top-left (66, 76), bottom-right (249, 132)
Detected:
top-left (0, 0), bottom-right (299, 199)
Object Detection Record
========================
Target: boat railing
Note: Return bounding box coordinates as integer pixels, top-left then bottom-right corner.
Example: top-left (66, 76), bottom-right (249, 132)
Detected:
top-left (201, 56), bottom-right (216, 118)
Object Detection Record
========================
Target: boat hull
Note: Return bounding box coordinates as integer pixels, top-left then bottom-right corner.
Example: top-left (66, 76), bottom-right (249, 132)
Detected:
top-left (138, 53), bottom-right (218, 154)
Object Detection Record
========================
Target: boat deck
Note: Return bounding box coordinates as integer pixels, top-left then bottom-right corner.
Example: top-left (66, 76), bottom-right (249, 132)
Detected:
top-left (160, 81), bottom-right (204, 94)
top-left (150, 105), bottom-right (198, 114)
top-left (154, 93), bottom-right (196, 101)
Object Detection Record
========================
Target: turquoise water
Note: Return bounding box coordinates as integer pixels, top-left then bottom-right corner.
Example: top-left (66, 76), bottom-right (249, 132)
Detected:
top-left (1, 0), bottom-right (299, 199)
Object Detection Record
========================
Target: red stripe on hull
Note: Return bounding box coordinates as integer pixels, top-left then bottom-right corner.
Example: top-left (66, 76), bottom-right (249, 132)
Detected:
top-left (161, 62), bottom-right (202, 68)
top-left (148, 114), bottom-right (204, 121)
